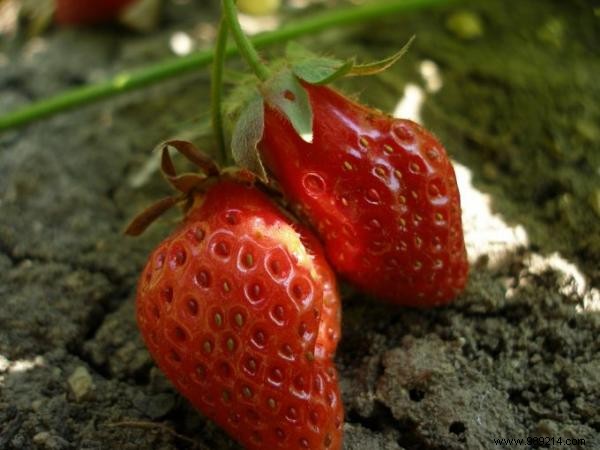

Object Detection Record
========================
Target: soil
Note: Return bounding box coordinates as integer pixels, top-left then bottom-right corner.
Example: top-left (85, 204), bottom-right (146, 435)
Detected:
top-left (0, 1), bottom-right (598, 449)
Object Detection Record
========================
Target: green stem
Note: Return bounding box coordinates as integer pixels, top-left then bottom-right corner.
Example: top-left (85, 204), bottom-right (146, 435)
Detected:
top-left (0, 0), bottom-right (458, 132)
top-left (210, 18), bottom-right (230, 165)
top-left (221, 0), bottom-right (270, 81)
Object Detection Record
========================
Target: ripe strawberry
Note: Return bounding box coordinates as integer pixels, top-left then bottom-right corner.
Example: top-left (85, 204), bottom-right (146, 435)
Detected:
top-left (136, 179), bottom-right (343, 449)
top-left (259, 82), bottom-right (468, 306)
top-left (296, 227), bottom-right (340, 361)
top-left (55, 0), bottom-right (136, 25)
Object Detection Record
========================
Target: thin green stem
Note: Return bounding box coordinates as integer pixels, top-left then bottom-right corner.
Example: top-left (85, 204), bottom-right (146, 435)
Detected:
top-left (0, 0), bottom-right (459, 132)
top-left (211, 18), bottom-right (230, 165)
top-left (221, 0), bottom-right (270, 81)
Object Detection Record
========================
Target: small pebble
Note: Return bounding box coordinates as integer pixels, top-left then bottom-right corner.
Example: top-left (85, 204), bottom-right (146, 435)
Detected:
top-left (534, 419), bottom-right (559, 436)
top-left (32, 432), bottom-right (69, 450)
top-left (33, 432), bottom-right (51, 445)
top-left (31, 399), bottom-right (43, 412)
top-left (67, 366), bottom-right (94, 402)
top-left (133, 392), bottom-right (176, 419)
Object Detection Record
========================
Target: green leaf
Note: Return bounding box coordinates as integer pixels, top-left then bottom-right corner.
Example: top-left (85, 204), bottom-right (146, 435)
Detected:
top-left (231, 95), bottom-right (268, 182)
top-left (263, 70), bottom-right (313, 142)
top-left (286, 42), bottom-right (353, 85)
top-left (347, 35), bottom-right (415, 77)
top-left (285, 41), bottom-right (319, 61)
top-left (293, 57), bottom-right (354, 85)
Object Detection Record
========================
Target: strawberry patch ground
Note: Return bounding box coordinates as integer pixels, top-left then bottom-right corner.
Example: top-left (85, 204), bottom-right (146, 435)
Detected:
top-left (0, 1), bottom-right (598, 449)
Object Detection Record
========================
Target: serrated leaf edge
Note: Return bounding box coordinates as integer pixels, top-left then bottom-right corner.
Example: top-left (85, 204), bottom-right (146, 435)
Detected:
top-left (292, 57), bottom-right (354, 85)
top-left (262, 70), bottom-right (314, 143)
top-left (231, 95), bottom-right (269, 183)
top-left (347, 36), bottom-right (415, 77)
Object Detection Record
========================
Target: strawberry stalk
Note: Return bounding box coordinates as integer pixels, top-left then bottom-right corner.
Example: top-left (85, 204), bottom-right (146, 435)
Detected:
top-left (210, 17), bottom-right (230, 165)
top-left (0, 0), bottom-right (457, 132)
top-left (221, 0), bottom-right (271, 82)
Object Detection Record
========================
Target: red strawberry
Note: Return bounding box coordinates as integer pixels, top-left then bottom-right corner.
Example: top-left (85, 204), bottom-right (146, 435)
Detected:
top-left (136, 179), bottom-right (343, 449)
top-left (55, 0), bottom-right (136, 25)
top-left (259, 82), bottom-right (468, 306)
top-left (296, 227), bottom-right (340, 361)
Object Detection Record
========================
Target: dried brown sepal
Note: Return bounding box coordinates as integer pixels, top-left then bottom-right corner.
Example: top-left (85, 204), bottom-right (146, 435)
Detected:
top-left (160, 146), bottom-right (211, 194)
top-left (160, 146), bottom-right (177, 178)
top-left (220, 167), bottom-right (257, 185)
top-left (161, 140), bottom-right (219, 176)
top-left (164, 172), bottom-right (208, 195)
top-left (124, 195), bottom-right (183, 236)
top-left (125, 140), bottom-right (221, 237)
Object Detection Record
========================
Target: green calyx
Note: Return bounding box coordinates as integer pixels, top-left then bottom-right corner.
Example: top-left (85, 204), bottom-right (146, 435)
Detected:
top-left (228, 67), bottom-right (314, 184)
top-left (231, 93), bottom-right (268, 182)
top-left (220, 0), bottom-right (416, 181)
top-left (228, 37), bottom-right (415, 181)
top-left (286, 36), bottom-right (415, 84)
top-left (285, 42), bottom-right (354, 85)
top-left (261, 70), bottom-right (313, 142)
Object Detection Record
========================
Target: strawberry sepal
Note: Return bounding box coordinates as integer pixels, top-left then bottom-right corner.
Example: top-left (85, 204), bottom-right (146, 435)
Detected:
top-left (231, 93), bottom-right (269, 182)
top-left (227, 38), bottom-right (415, 180)
top-left (347, 36), bottom-right (414, 77)
top-left (292, 57), bottom-right (354, 85)
top-left (261, 70), bottom-right (313, 142)
top-left (286, 42), bottom-right (353, 85)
